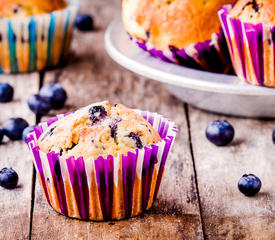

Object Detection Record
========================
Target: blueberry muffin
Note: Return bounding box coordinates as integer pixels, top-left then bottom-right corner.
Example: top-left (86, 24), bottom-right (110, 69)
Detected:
top-left (28, 101), bottom-right (177, 220)
top-left (38, 101), bottom-right (161, 159)
top-left (122, 0), bottom-right (236, 73)
top-left (219, 0), bottom-right (275, 87)
top-left (0, 0), bottom-right (67, 18)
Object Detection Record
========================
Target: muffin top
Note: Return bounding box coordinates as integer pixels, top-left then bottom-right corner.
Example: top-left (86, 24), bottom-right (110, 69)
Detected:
top-left (37, 101), bottom-right (161, 160)
top-left (229, 0), bottom-right (275, 25)
top-left (122, 0), bottom-right (236, 50)
top-left (0, 0), bottom-right (67, 18)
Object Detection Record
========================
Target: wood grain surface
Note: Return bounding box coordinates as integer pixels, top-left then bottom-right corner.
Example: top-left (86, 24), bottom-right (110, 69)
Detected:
top-left (188, 107), bottom-right (275, 240)
top-left (0, 74), bottom-right (39, 240)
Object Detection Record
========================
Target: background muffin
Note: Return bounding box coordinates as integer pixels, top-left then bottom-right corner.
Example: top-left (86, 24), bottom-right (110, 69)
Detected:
top-left (122, 0), bottom-right (236, 73)
top-left (0, 0), bottom-right (78, 73)
top-left (0, 0), bottom-right (67, 18)
top-left (219, 0), bottom-right (275, 87)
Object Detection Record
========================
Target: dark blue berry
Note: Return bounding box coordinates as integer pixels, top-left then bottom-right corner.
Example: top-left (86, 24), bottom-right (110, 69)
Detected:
top-left (109, 118), bottom-right (121, 141)
top-left (27, 94), bottom-right (51, 115)
top-left (251, 0), bottom-right (259, 12)
top-left (128, 132), bottom-right (143, 149)
top-left (0, 168), bottom-right (18, 189)
top-left (205, 120), bottom-right (234, 146)
top-left (238, 174), bottom-right (261, 197)
top-left (0, 83), bottom-right (14, 102)
top-left (88, 106), bottom-right (107, 124)
top-left (2, 118), bottom-right (29, 140)
top-left (110, 123), bottom-right (118, 139)
top-left (39, 83), bottom-right (67, 109)
top-left (75, 14), bottom-right (94, 31)
top-left (0, 129), bottom-right (5, 144)
top-left (22, 126), bottom-right (35, 143)
top-left (272, 129), bottom-right (275, 144)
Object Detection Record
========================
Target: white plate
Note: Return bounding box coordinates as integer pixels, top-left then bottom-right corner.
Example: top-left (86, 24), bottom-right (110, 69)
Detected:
top-left (105, 19), bottom-right (275, 118)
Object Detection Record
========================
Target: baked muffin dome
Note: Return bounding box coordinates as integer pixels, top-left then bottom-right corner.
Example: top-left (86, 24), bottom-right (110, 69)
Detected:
top-left (38, 101), bottom-right (161, 160)
top-left (229, 0), bottom-right (275, 25)
top-left (0, 0), bottom-right (67, 18)
top-left (122, 0), bottom-right (236, 50)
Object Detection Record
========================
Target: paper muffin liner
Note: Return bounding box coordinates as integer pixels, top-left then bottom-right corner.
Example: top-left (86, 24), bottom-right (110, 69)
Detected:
top-left (27, 110), bottom-right (177, 220)
top-left (0, 1), bottom-right (78, 74)
top-left (219, 5), bottom-right (275, 87)
top-left (129, 29), bottom-right (232, 74)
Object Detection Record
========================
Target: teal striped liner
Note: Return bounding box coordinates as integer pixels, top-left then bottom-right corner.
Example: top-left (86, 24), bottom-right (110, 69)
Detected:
top-left (28, 18), bottom-right (36, 72)
top-left (0, 1), bottom-right (78, 74)
top-left (46, 13), bottom-right (56, 67)
top-left (8, 21), bottom-right (18, 73)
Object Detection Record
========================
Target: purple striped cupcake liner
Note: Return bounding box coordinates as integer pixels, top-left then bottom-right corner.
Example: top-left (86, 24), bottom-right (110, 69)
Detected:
top-left (219, 5), bottom-right (275, 87)
top-left (129, 29), bottom-right (232, 74)
top-left (0, 1), bottom-right (78, 74)
top-left (27, 110), bottom-right (177, 220)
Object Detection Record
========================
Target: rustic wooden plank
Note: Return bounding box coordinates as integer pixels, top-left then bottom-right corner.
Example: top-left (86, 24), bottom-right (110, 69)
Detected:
top-left (188, 106), bottom-right (275, 239)
top-left (0, 74), bottom-right (39, 240)
top-left (30, 2), bottom-right (203, 239)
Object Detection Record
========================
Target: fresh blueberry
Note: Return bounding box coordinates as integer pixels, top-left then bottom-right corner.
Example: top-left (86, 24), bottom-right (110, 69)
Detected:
top-left (88, 106), bottom-right (107, 124)
top-left (272, 129), bottom-right (275, 144)
top-left (2, 118), bottom-right (29, 140)
top-left (75, 14), bottom-right (94, 31)
top-left (0, 168), bottom-right (18, 189)
top-left (27, 94), bottom-right (51, 115)
top-left (0, 83), bottom-right (14, 102)
top-left (22, 126), bottom-right (35, 143)
top-left (205, 120), bottom-right (234, 146)
top-left (238, 174), bottom-right (261, 197)
top-left (39, 83), bottom-right (67, 109)
top-left (0, 129), bottom-right (5, 144)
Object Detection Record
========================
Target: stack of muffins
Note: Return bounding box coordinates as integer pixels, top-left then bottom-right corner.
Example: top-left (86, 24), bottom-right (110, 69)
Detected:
top-left (122, 0), bottom-right (275, 87)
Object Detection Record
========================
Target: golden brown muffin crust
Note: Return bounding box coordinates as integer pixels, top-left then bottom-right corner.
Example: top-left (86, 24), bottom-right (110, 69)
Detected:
top-left (229, 0), bottom-right (275, 25)
top-left (37, 101), bottom-right (161, 160)
top-left (0, 0), bottom-right (67, 18)
top-left (122, 0), bottom-right (236, 50)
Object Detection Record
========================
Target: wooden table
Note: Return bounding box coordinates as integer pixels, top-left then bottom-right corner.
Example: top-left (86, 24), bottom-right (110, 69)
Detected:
top-left (1, 1), bottom-right (275, 239)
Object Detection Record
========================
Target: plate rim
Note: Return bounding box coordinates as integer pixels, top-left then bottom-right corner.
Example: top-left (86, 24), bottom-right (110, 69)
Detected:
top-left (105, 19), bottom-right (275, 96)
